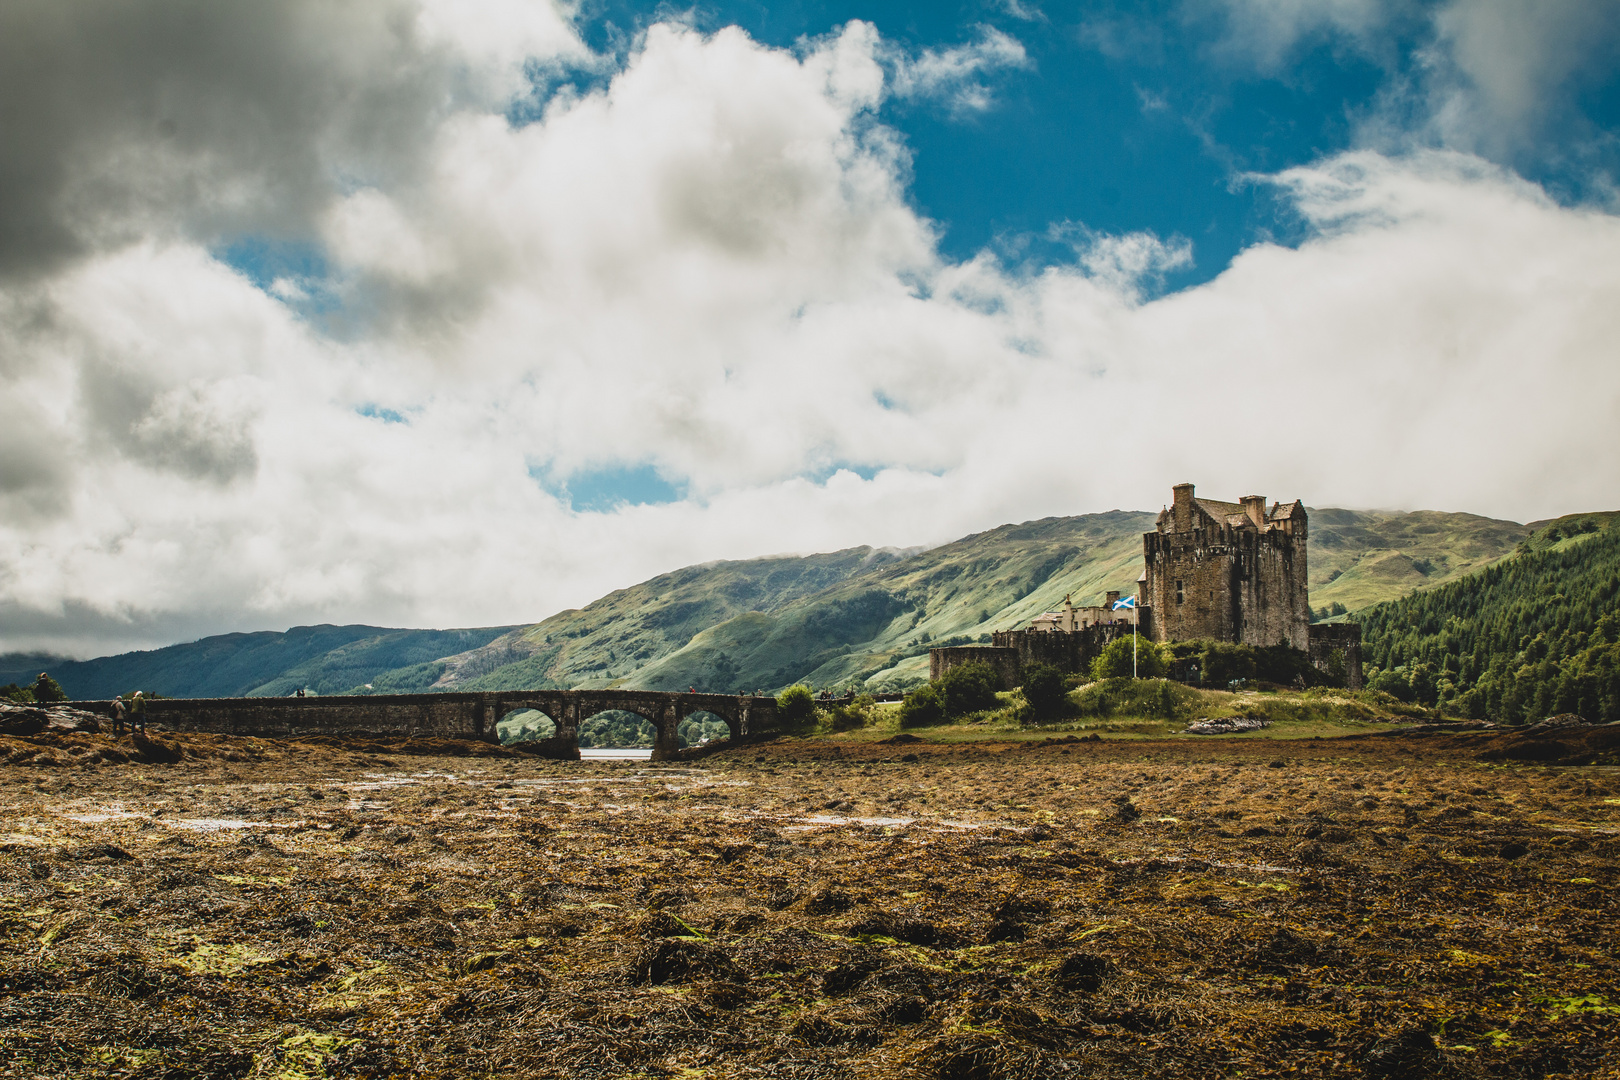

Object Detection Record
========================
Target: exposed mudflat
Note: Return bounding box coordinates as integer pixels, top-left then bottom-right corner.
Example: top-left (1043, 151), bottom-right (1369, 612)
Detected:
top-left (1, 729), bottom-right (1617, 1079)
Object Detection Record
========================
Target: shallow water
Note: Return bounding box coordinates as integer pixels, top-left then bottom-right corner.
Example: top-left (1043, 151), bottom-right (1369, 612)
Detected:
top-left (580, 748), bottom-right (654, 761)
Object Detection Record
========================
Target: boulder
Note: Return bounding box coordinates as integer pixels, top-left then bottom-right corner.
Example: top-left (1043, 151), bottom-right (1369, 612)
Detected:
top-left (0, 703), bottom-right (104, 736)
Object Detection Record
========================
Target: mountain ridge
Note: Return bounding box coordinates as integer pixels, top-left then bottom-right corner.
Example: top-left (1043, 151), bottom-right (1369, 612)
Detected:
top-left (8, 504), bottom-right (1571, 701)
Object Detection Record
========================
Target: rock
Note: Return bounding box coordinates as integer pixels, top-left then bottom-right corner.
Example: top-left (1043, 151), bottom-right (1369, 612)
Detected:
top-left (1185, 716), bottom-right (1270, 735)
top-left (1523, 713), bottom-right (1589, 733)
top-left (0, 703), bottom-right (105, 736)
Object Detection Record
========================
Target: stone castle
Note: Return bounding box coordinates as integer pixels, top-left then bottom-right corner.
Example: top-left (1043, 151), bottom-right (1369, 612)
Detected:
top-left (1142, 483), bottom-right (1309, 650)
top-left (931, 482), bottom-right (1361, 688)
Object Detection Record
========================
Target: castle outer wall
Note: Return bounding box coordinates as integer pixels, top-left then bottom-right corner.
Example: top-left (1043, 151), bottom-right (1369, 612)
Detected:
top-left (929, 621), bottom-right (1149, 690)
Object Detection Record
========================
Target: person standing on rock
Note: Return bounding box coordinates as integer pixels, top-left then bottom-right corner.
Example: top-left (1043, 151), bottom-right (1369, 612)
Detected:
top-left (130, 691), bottom-right (146, 735)
top-left (110, 695), bottom-right (127, 736)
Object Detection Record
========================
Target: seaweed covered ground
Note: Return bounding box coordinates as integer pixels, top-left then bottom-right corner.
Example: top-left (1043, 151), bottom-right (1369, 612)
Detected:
top-left (1, 727), bottom-right (1617, 1079)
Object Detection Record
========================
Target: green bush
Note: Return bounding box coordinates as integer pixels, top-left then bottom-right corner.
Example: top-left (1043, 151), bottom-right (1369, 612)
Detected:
top-left (1163, 640), bottom-right (1331, 689)
top-left (899, 684), bottom-right (945, 728)
top-left (776, 685), bottom-right (817, 730)
top-left (30, 673), bottom-right (67, 703)
top-left (1020, 663), bottom-right (1069, 720)
top-left (938, 660), bottom-right (1001, 717)
top-left (824, 694), bottom-right (876, 732)
top-left (1072, 677), bottom-right (1190, 721)
top-left (1, 683), bottom-right (35, 704)
top-left (1091, 636), bottom-right (1167, 680)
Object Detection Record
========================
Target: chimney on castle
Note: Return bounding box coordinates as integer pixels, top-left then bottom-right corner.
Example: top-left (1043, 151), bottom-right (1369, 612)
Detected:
top-left (1241, 495), bottom-right (1266, 529)
top-left (1172, 483), bottom-right (1195, 531)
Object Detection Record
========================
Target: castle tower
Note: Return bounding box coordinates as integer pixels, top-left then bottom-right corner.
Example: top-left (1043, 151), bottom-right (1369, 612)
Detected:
top-left (1142, 483), bottom-right (1309, 650)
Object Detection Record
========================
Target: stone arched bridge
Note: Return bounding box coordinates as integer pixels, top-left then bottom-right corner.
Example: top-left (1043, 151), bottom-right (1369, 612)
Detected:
top-left (114, 690), bottom-right (780, 761)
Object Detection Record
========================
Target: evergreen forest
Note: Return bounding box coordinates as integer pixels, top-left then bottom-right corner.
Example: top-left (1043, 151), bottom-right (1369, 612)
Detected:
top-left (1356, 517), bottom-right (1620, 723)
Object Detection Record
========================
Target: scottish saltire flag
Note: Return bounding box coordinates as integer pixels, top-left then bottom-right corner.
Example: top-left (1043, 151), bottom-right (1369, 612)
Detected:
top-left (1112, 595), bottom-right (1137, 611)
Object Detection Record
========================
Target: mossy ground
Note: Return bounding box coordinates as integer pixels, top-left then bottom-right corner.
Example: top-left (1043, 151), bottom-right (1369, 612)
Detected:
top-left (1, 727), bottom-right (1617, 1078)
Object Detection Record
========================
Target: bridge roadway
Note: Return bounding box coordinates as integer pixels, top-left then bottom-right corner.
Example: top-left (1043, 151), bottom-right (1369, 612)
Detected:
top-left (86, 690), bottom-right (781, 761)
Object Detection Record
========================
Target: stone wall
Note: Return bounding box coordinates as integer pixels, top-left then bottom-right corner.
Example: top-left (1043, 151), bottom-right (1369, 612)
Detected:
top-left (1307, 623), bottom-right (1364, 691)
top-left (927, 624), bottom-right (1149, 689)
top-left (928, 646), bottom-right (1021, 690)
top-left (127, 694), bottom-right (492, 741)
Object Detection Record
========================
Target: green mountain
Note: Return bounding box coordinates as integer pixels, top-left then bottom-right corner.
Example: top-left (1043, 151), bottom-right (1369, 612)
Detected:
top-left (392, 506), bottom-right (1531, 696)
top-left (8, 505), bottom-right (1559, 701)
top-left (0, 624), bottom-right (516, 701)
top-left (1306, 509), bottom-right (1529, 616)
top-left (1355, 512), bottom-right (1620, 723)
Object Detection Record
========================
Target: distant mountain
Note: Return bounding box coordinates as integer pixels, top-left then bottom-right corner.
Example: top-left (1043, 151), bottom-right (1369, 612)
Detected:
top-left (0, 624), bottom-right (516, 701)
top-left (9, 505), bottom-right (1561, 700)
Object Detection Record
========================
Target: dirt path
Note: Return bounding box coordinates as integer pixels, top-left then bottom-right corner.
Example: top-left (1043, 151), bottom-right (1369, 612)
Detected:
top-left (1, 731), bottom-right (1616, 1078)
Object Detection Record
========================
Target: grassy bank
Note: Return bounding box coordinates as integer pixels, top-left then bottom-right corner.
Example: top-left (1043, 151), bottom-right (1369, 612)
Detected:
top-left (786, 679), bottom-right (1443, 746)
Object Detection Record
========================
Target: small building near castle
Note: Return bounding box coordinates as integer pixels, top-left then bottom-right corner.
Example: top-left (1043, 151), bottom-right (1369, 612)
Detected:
top-left (1029, 592), bottom-right (1136, 633)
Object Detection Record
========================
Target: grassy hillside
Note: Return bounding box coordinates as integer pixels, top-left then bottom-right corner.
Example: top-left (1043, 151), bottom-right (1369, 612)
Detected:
top-left (1306, 509), bottom-right (1528, 616)
top-left (352, 548), bottom-right (909, 696)
top-left (620, 512), bottom-right (1155, 694)
top-left (0, 625), bottom-right (516, 700)
top-left (1355, 511), bottom-right (1620, 723)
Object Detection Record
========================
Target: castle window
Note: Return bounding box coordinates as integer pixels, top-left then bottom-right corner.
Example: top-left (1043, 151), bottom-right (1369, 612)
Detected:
top-left (1175, 580), bottom-right (1184, 604)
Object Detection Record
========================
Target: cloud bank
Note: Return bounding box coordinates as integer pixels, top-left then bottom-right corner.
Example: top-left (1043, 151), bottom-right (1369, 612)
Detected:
top-left (1, 2), bottom-right (1617, 655)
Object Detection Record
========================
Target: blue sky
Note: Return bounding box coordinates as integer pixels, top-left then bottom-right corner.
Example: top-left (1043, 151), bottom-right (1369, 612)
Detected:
top-left (4, 0), bottom-right (1620, 653)
top-left (563, 0), bottom-right (1618, 295)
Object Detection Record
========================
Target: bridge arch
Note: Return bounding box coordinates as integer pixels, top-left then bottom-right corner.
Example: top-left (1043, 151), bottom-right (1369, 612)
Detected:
top-left (678, 710), bottom-right (732, 749)
top-left (578, 708), bottom-right (658, 750)
top-left (497, 707), bottom-right (557, 744)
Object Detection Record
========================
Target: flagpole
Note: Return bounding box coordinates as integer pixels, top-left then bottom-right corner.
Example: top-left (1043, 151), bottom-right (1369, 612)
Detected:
top-left (1132, 604), bottom-right (1137, 679)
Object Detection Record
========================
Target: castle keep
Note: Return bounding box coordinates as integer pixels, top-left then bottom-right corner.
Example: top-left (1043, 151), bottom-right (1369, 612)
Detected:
top-left (1142, 483), bottom-right (1310, 650)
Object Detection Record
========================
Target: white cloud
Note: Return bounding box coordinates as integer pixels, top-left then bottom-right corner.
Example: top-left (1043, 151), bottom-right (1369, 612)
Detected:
top-left (886, 26), bottom-right (1032, 113)
top-left (1, 11), bottom-right (1617, 656)
top-left (1196, 0), bottom-right (1393, 71)
top-left (1194, 0), bottom-right (1620, 169)
top-left (1422, 0), bottom-right (1620, 160)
